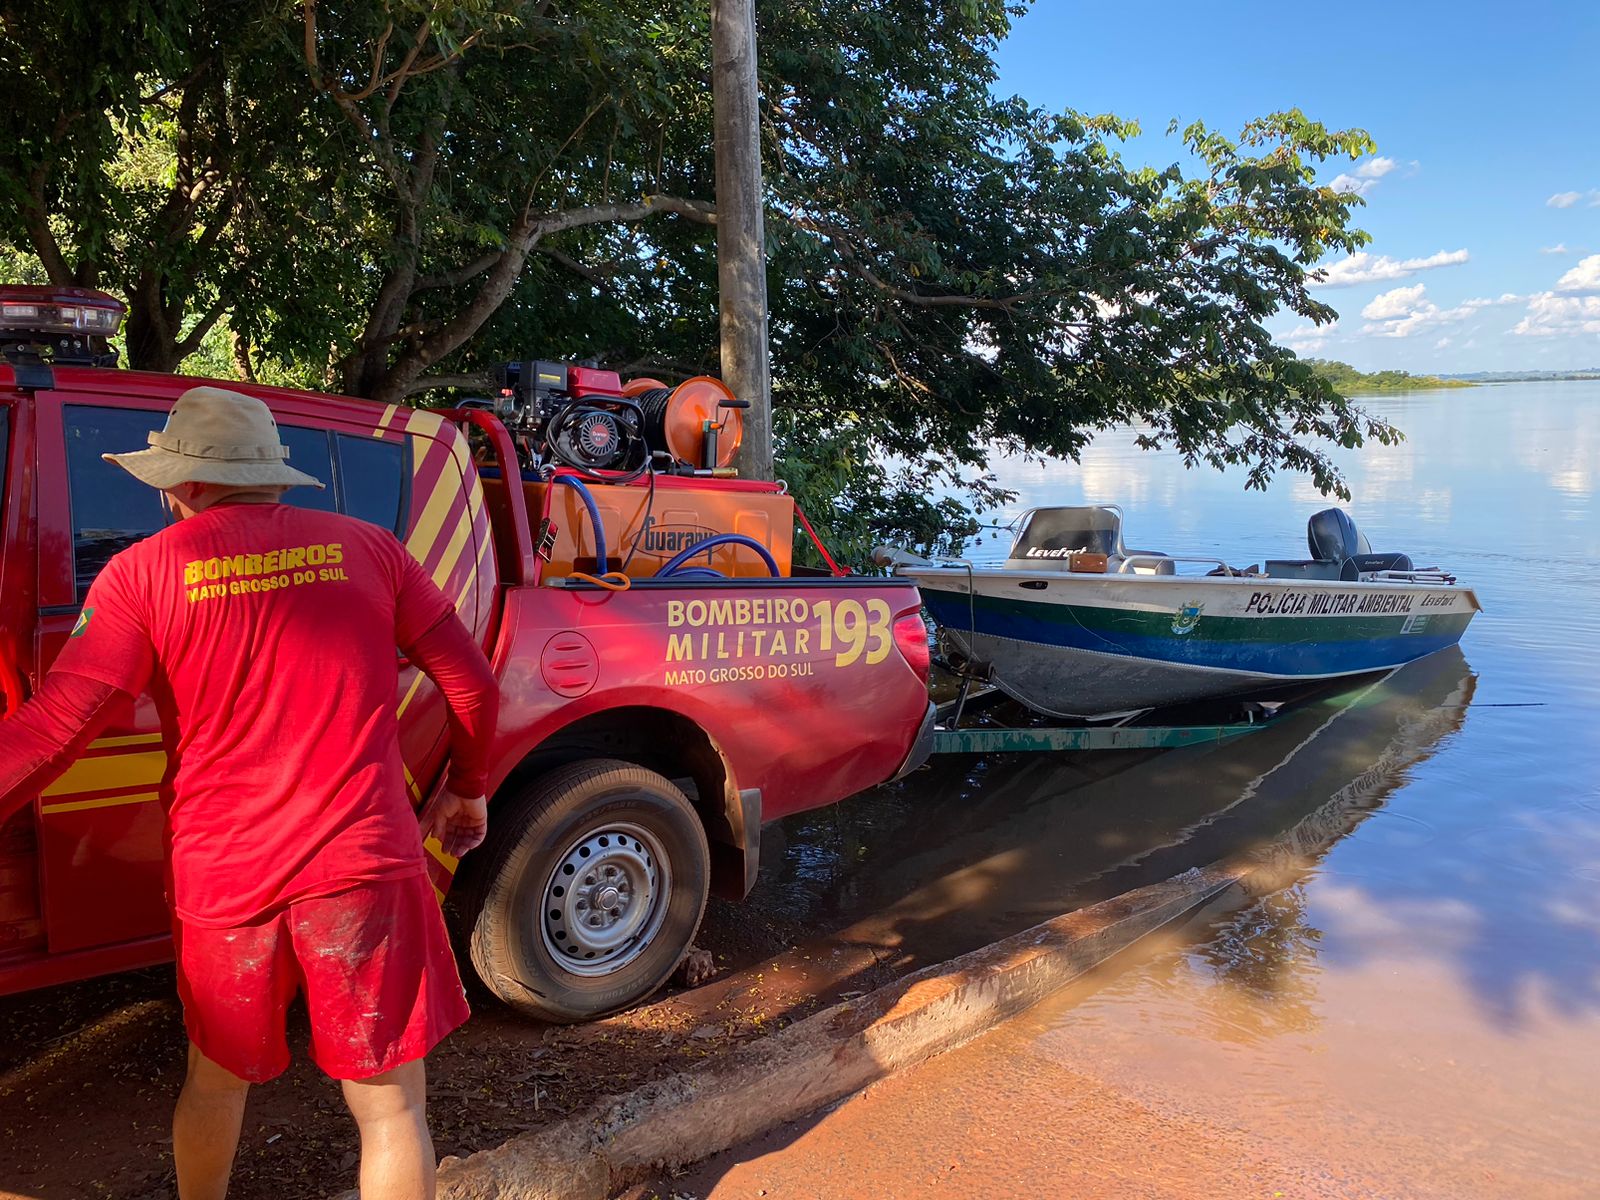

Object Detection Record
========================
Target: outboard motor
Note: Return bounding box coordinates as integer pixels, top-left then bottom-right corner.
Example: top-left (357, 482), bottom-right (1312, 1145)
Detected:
top-left (1307, 508), bottom-right (1370, 563)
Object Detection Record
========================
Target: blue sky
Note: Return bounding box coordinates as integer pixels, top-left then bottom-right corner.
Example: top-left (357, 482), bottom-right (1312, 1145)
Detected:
top-left (994, 0), bottom-right (1600, 373)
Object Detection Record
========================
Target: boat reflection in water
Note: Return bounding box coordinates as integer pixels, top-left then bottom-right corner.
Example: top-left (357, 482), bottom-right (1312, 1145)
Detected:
top-left (755, 646), bottom-right (1475, 976)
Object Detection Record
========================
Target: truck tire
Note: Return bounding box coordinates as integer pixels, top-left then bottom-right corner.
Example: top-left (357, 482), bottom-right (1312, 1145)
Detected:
top-left (452, 758), bottom-right (710, 1023)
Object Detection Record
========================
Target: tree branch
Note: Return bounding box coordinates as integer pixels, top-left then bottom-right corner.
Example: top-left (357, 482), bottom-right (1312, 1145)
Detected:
top-left (516, 194), bottom-right (716, 250)
top-left (403, 372), bottom-right (492, 397)
top-left (19, 194), bottom-right (73, 285)
top-left (535, 245), bottom-right (622, 294)
top-left (414, 251), bottom-right (503, 293)
top-left (370, 194), bottom-right (716, 402)
top-left (174, 295), bottom-right (229, 359)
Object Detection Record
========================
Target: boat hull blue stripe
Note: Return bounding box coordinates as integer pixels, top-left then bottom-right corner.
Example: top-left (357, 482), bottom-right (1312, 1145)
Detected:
top-left (922, 592), bottom-right (1464, 678)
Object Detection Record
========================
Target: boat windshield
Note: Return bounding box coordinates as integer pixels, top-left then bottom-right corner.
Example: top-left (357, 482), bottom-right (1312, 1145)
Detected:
top-left (1008, 507), bottom-right (1121, 562)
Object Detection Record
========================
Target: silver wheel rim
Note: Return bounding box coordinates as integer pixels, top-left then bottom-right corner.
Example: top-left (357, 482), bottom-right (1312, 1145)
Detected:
top-left (540, 821), bottom-right (672, 977)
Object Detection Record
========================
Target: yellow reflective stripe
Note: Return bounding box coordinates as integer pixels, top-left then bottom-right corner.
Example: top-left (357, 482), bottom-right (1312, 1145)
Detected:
top-left (406, 467), bottom-right (459, 566)
top-left (454, 535), bottom-right (493, 609)
top-left (397, 669), bottom-right (428, 719)
top-left (431, 883), bottom-right (446, 904)
top-left (42, 751), bottom-right (166, 797)
top-left (89, 733), bottom-right (163, 750)
top-left (374, 403), bottom-right (400, 437)
top-left (42, 791), bottom-right (159, 816)
top-left (405, 410), bottom-right (444, 439)
top-left (423, 835), bottom-right (459, 874)
top-left (402, 761), bottom-right (422, 804)
top-left (430, 504), bottom-right (474, 591)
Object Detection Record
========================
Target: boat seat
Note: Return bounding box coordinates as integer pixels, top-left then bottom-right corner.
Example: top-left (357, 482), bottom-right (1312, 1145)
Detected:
top-left (1350, 552), bottom-right (1414, 574)
top-left (1118, 550), bottom-right (1176, 575)
top-left (1264, 558), bottom-right (1359, 581)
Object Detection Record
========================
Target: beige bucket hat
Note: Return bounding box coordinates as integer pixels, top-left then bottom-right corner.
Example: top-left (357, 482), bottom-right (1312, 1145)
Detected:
top-left (103, 386), bottom-right (324, 491)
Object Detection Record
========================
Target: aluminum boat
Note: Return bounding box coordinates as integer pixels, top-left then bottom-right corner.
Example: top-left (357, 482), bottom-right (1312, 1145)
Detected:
top-left (885, 505), bottom-right (1479, 719)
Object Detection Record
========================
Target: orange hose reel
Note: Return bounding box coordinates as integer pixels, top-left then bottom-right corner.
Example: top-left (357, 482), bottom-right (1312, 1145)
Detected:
top-left (623, 376), bottom-right (744, 469)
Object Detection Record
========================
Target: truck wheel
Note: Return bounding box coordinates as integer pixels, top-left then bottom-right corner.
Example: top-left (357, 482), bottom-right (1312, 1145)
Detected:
top-left (453, 758), bottom-right (710, 1023)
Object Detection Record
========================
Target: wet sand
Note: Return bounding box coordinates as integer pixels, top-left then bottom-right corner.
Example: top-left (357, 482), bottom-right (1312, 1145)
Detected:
top-left (650, 938), bottom-right (1590, 1200)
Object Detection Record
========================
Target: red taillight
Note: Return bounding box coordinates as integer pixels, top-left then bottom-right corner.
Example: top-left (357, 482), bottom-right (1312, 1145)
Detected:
top-left (892, 612), bottom-right (932, 681)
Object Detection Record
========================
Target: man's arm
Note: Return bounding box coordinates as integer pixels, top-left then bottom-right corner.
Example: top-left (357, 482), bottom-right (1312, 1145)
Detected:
top-left (0, 671), bottom-right (131, 824)
top-left (404, 615), bottom-right (499, 857)
top-left (391, 535), bottom-right (500, 856)
top-left (405, 614), bottom-right (500, 797)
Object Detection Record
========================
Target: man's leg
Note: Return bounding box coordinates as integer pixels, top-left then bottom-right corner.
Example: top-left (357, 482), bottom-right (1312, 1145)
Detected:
top-left (173, 1042), bottom-right (251, 1200)
top-left (341, 1058), bottom-right (435, 1200)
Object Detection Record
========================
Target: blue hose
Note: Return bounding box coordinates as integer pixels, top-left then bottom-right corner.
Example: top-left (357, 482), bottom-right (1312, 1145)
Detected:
top-left (551, 475), bottom-right (608, 574)
top-left (658, 533), bottom-right (780, 579)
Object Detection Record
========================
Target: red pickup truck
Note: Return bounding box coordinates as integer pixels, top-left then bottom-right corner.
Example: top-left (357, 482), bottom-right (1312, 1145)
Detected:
top-left (0, 298), bottom-right (934, 1022)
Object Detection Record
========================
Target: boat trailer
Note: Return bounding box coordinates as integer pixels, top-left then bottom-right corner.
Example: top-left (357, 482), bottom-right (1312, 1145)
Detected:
top-left (930, 681), bottom-right (1276, 756)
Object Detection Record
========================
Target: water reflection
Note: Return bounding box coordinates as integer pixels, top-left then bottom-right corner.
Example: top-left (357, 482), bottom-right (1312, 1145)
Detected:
top-left (1192, 884), bottom-right (1323, 1040)
top-left (747, 648), bottom-right (1477, 998)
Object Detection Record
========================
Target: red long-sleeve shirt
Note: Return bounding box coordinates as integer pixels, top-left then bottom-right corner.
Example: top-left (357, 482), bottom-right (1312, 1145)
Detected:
top-left (0, 502), bottom-right (499, 926)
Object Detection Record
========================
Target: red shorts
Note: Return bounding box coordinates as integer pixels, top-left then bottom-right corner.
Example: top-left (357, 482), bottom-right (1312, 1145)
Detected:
top-left (174, 873), bottom-right (471, 1082)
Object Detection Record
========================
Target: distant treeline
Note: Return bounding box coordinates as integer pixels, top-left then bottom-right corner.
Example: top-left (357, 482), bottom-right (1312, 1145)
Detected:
top-left (1441, 369), bottom-right (1600, 382)
top-left (1302, 359), bottom-right (1474, 394)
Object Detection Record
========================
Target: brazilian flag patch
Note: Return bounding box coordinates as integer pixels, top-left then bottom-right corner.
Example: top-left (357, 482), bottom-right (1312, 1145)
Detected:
top-left (71, 608), bottom-right (95, 639)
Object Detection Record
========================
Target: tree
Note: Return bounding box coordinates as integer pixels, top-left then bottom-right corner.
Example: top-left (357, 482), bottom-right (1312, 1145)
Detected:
top-left (0, 1), bottom-right (316, 371)
top-left (2, 0), bottom-right (1392, 559)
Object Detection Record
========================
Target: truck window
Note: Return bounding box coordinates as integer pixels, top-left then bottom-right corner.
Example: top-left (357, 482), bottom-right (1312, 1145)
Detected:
top-left (276, 426), bottom-right (338, 515)
top-left (64, 406), bottom-right (168, 598)
top-left (336, 433), bottom-right (407, 535)
top-left (62, 406), bottom-right (404, 598)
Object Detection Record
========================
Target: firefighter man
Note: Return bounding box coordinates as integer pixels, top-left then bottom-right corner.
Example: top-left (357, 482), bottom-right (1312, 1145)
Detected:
top-left (0, 387), bottom-right (499, 1200)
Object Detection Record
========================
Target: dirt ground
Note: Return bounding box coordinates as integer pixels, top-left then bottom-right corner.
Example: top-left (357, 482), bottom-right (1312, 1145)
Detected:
top-left (0, 892), bottom-right (914, 1200)
top-left (2, 701), bottom-right (1343, 1200)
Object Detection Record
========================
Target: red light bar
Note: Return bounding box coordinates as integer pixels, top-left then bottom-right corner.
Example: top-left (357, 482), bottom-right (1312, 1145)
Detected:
top-left (0, 285), bottom-right (126, 338)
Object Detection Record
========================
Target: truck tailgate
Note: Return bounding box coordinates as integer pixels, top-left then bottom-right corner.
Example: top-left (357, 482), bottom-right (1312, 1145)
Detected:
top-left (494, 577), bottom-right (929, 822)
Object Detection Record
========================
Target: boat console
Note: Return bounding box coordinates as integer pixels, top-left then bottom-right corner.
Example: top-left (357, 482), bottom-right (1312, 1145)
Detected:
top-left (1004, 506), bottom-right (1175, 574)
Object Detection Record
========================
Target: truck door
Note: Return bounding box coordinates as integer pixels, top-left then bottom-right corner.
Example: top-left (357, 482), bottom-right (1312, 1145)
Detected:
top-left (33, 396), bottom-right (174, 953)
top-left (0, 397), bottom-right (50, 961)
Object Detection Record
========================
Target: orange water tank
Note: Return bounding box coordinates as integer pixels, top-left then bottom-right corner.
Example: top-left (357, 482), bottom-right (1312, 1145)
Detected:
top-left (482, 474), bottom-right (794, 579)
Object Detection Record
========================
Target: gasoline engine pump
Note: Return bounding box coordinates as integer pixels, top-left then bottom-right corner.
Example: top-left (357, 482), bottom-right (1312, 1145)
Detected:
top-left (481, 359), bottom-right (749, 481)
top-left (462, 358), bottom-right (795, 588)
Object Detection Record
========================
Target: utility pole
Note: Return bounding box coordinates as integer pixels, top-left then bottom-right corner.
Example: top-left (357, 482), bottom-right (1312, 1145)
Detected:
top-left (711, 0), bottom-right (773, 480)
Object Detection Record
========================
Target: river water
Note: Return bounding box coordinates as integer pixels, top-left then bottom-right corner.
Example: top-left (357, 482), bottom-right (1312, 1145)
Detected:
top-left (712, 380), bottom-right (1600, 1196)
top-left (955, 380), bottom-right (1600, 1197)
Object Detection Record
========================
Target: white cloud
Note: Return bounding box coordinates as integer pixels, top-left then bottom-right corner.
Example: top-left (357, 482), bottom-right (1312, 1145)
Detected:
top-left (1359, 286), bottom-right (1515, 339)
top-left (1276, 321), bottom-right (1339, 353)
top-left (1311, 248), bottom-right (1469, 289)
top-left (1511, 292), bottom-right (1600, 337)
top-left (1541, 244), bottom-right (1571, 255)
top-left (1327, 156), bottom-right (1399, 198)
top-left (1361, 284), bottom-right (1427, 320)
top-left (1548, 189), bottom-right (1600, 208)
top-left (1434, 336), bottom-right (1452, 349)
top-left (1555, 254), bottom-right (1600, 294)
